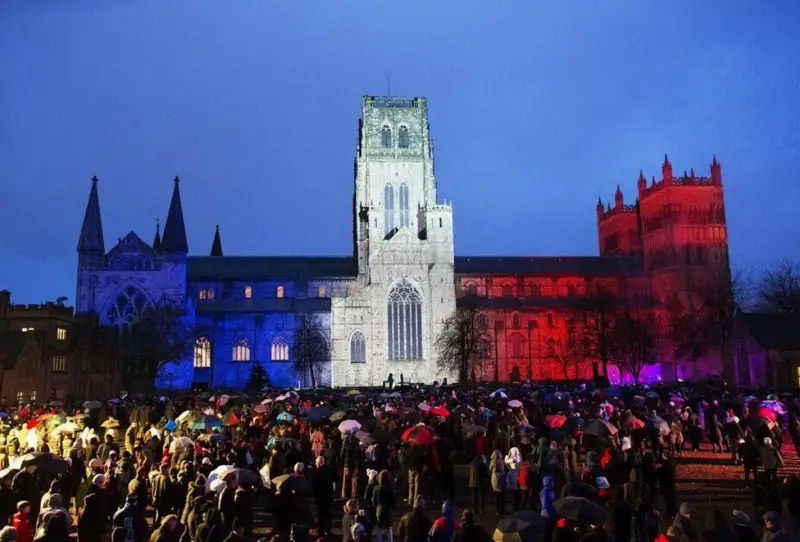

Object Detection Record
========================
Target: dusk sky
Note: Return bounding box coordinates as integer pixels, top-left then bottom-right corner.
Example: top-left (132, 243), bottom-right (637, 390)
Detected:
top-left (2, 2), bottom-right (799, 304)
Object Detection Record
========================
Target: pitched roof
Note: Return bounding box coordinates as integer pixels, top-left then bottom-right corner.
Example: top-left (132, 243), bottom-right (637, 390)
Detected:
top-left (161, 176), bottom-right (188, 253)
top-left (454, 256), bottom-right (644, 277)
top-left (77, 176), bottom-right (105, 254)
top-left (210, 226), bottom-right (223, 257)
top-left (740, 312), bottom-right (800, 351)
top-left (187, 256), bottom-right (358, 281)
top-left (107, 232), bottom-right (157, 258)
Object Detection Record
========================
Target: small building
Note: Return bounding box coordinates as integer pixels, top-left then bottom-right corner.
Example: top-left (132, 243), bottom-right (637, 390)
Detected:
top-left (731, 311), bottom-right (800, 389)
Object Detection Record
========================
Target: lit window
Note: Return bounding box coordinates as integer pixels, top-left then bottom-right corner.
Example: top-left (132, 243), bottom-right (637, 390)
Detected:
top-left (16, 392), bottom-right (22, 404)
top-left (271, 336), bottom-right (289, 361)
top-left (56, 327), bottom-right (67, 340)
top-left (194, 337), bottom-right (212, 368)
top-left (21, 327), bottom-right (34, 333)
top-left (399, 184), bottom-right (410, 228)
top-left (398, 126), bottom-right (409, 148)
top-left (199, 288), bottom-right (215, 300)
top-left (318, 286), bottom-right (326, 298)
top-left (30, 391), bottom-right (36, 403)
top-left (232, 338), bottom-right (251, 362)
top-left (381, 126), bottom-right (392, 147)
top-left (387, 279), bottom-right (423, 360)
top-left (277, 286), bottom-right (285, 299)
top-left (244, 286), bottom-right (252, 299)
top-left (52, 356), bottom-right (66, 373)
top-left (350, 331), bottom-right (366, 363)
top-left (384, 184), bottom-right (395, 235)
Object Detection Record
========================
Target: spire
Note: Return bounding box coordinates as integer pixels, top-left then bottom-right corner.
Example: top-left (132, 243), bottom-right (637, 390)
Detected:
top-left (77, 176), bottom-right (105, 254)
top-left (663, 153), bottom-right (671, 167)
top-left (638, 170), bottom-right (645, 182)
top-left (161, 176), bottom-right (188, 254)
top-left (152, 219), bottom-right (162, 252)
top-left (712, 155), bottom-right (718, 167)
top-left (210, 225), bottom-right (223, 257)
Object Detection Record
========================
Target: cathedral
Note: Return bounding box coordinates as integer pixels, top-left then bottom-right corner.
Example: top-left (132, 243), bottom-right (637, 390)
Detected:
top-left (74, 96), bottom-right (730, 390)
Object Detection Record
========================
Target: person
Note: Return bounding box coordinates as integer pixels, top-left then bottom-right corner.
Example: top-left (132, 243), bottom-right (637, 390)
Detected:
top-left (730, 510), bottom-right (758, 542)
top-left (760, 438), bottom-right (784, 486)
top-left (311, 456), bottom-right (334, 537)
top-left (761, 511), bottom-right (790, 541)
top-left (540, 475), bottom-right (557, 540)
top-left (451, 509), bottom-right (490, 542)
top-left (489, 450), bottom-right (506, 515)
top-left (12, 502), bottom-right (32, 542)
top-left (151, 515), bottom-right (180, 542)
top-left (672, 503), bottom-right (698, 541)
top-left (77, 494), bottom-right (107, 542)
top-left (340, 433), bottom-right (362, 501)
top-left (467, 454), bottom-right (487, 515)
top-left (396, 496), bottom-right (431, 542)
top-left (504, 447), bottom-right (522, 511)
top-left (738, 436), bottom-right (759, 485)
top-left (428, 501), bottom-right (457, 542)
top-left (341, 499), bottom-right (358, 542)
top-left (112, 494), bottom-right (148, 542)
top-left (223, 519), bottom-right (246, 542)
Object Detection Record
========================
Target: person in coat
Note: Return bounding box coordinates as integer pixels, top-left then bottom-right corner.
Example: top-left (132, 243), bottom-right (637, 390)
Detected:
top-left (372, 470), bottom-right (395, 542)
top-left (489, 450), bottom-right (506, 515)
top-left (311, 456), bottom-right (334, 537)
top-left (396, 495), bottom-right (432, 542)
top-left (77, 493), bottom-right (107, 542)
top-left (504, 447), bottom-right (522, 511)
top-left (451, 509), bottom-right (491, 542)
top-left (468, 454), bottom-right (488, 515)
top-left (11, 502), bottom-right (32, 542)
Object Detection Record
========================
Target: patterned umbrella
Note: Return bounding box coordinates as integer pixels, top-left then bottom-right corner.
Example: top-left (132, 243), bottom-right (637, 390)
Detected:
top-left (401, 425), bottom-right (434, 446)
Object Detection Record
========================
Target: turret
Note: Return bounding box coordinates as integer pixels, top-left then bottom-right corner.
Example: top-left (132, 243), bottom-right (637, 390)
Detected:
top-left (614, 185), bottom-right (624, 210)
top-left (596, 197), bottom-right (604, 221)
top-left (161, 176), bottom-right (189, 254)
top-left (77, 176), bottom-right (105, 255)
top-left (710, 155), bottom-right (722, 185)
top-left (210, 225), bottom-right (223, 257)
top-left (637, 170), bottom-right (646, 194)
top-left (152, 220), bottom-right (162, 252)
top-left (662, 154), bottom-right (673, 184)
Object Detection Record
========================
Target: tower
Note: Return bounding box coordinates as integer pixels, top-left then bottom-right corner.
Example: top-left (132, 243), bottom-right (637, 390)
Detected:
top-left (597, 184), bottom-right (641, 257)
top-left (76, 176), bottom-right (105, 313)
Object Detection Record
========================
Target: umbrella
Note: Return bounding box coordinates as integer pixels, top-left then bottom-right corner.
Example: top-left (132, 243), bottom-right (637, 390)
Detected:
top-left (164, 419), bottom-right (178, 432)
top-left (305, 407), bottom-right (332, 421)
top-left (544, 414), bottom-right (566, 429)
top-left (338, 420), bottom-right (361, 434)
top-left (271, 474), bottom-right (291, 489)
top-left (169, 436), bottom-right (194, 453)
top-left (82, 401), bottom-right (102, 410)
top-left (15, 453), bottom-right (69, 477)
top-left (189, 416), bottom-right (222, 431)
top-left (508, 400), bottom-right (523, 408)
top-left (223, 468), bottom-right (261, 486)
top-left (207, 465), bottom-right (236, 489)
top-left (452, 405), bottom-right (475, 417)
top-left (355, 431), bottom-right (374, 445)
top-left (276, 412), bottom-right (295, 423)
top-left (330, 411), bottom-right (347, 422)
top-left (401, 425), bottom-right (434, 446)
top-left (430, 406), bottom-right (450, 417)
top-left (53, 422), bottom-right (80, 435)
top-left (582, 419), bottom-right (618, 438)
top-left (101, 419), bottom-right (120, 429)
top-left (489, 390), bottom-right (508, 399)
top-left (222, 412), bottom-right (240, 426)
top-left (565, 416), bottom-right (585, 430)
top-left (348, 390), bottom-right (360, 396)
top-left (759, 407), bottom-right (778, 422)
top-left (625, 416), bottom-right (646, 430)
top-left (0, 467), bottom-right (18, 483)
top-left (254, 404), bottom-right (270, 414)
top-left (176, 410), bottom-right (195, 424)
top-left (493, 511), bottom-right (546, 542)
top-left (554, 496), bottom-right (609, 525)
top-left (761, 400), bottom-right (786, 415)
top-left (418, 402), bottom-right (431, 412)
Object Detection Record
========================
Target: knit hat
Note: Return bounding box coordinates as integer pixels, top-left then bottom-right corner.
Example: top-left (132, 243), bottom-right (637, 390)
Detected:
top-left (293, 462), bottom-right (304, 473)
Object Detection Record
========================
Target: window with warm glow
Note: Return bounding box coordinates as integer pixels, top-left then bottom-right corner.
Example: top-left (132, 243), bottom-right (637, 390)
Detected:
top-left (277, 286), bottom-right (285, 299)
top-left (16, 392), bottom-right (22, 404)
top-left (232, 338), bottom-right (251, 362)
top-left (56, 328), bottom-right (67, 340)
top-left (271, 336), bottom-right (289, 361)
top-left (199, 289), bottom-right (215, 300)
top-left (194, 337), bottom-right (212, 368)
top-left (52, 356), bottom-right (66, 373)
top-left (30, 391), bottom-right (36, 403)
top-left (244, 286), bottom-right (252, 299)
top-left (21, 327), bottom-right (34, 332)
top-left (318, 286), bottom-right (326, 298)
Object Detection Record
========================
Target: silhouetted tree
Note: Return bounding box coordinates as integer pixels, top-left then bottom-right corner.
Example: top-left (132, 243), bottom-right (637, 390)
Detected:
top-left (70, 314), bottom-right (120, 399)
top-left (435, 308), bottom-right (483, 383)
top-left (662, 294), bottom-right (709, 381)
top-left (611, 305), bottom-right (659, 384)
top-left (547, 328), bottom-right (588, 381)
top-left (579, 287), bottom-right (618, 382)
top-left (757, 259), bottom-right (800, 314)
top-left (292, 315), bottom-right (328, 389)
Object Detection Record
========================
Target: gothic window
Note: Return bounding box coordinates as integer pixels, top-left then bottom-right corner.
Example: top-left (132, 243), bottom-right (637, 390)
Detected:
top-left (511, 313), bottom-right (521, 329)
top-left (387, 279), bottom-right (423, 360)
top-left (244, 286), bottom-right (252, 299)
top-left (277, 286), bottom-right (285, 299)
top-left (465, 283), bottom-right (478, 297)
top-left (318, 286), bottom-right (326, 298)
top-left (510, 334), bottom-right (523, 358)
top-left (476, 313), bottom-right (488, 330)
top-left (350, 331), bottom-right (366, 363)
top-left (398, 126), bottom-right (409, 148)
top-left (546, 313), bottom-right (554, 327)
top-left (546, 338), bottom-right (556, 357)
top-left (399, 184), bottom-right (410, 228)
top-left (199, 288), bottom-right (215, 300)
top-left (56, 328), bottom-right (67, 340)
top-left (52, 356), bottom-right (66, 373)
top-left (194, 337), bottom-right (212, 368)
top-left (271, 336), bottom-right (289, 361)
top-left (232, 338), bottom-right (251, 362)
top-left (381, 126), bottom-right (392, 148)
top-left (105, 286), bottom-right (153, 328)
top-left (502, 285), bottom-right (514, 297)
top-left (384, 184), bottom-right (395, 235)
top-left (476, 337), bottom-right (491, 360)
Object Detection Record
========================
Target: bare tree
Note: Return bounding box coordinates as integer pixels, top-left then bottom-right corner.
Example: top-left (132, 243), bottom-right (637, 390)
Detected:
top-left (579, 287), bottom-right (618, 381)
top-left (611, 301), bottom-right (659, 384)
top-left (547, 328), bottom-right (588, 381)
top-left (662, 294), bottom-right (709, 380)
top-left (435, 308), bottom-right (483, 383)
top-left (292, 315), bottom-right (329, 389)
top-left (757, 259), bottom-right (800, 314)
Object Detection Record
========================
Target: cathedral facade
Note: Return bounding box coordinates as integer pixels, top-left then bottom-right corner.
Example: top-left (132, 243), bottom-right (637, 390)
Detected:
top-left (74, 96), bottom-right (730, 391)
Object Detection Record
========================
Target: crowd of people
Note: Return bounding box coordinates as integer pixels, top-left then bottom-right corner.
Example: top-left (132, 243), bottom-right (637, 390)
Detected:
top-left (0, 380), bottom-right (795, 542)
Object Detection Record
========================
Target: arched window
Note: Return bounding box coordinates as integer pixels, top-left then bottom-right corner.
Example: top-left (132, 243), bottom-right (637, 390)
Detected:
top-left (271, 336), bottom-right (289, 361)
top-left (399, 183), bottom-right (410, 228)
top-left (381, 126), bottom-right (392, 147)
top-left (276, 286), bottom-right (285, 299)
top-left (546, 338), bottom-right (556, 357)
top-left (384, 184), bottom-right (395, 235)
top-left (546, 313), bottom-right (554, 327)
top-left (232, 338), bottom-right (251, 362)
top-left (105, 285), bottom-right (153, 327)
top-left (398, 126), bottom-right (409, 148)
top-left (465, 283), bottom-right (478, 297)
top-left (199, 288), bottom-right (215, 300)
top-left (387, 279), bottom-right (423, 360)
top-left (244, 286), bottom-right (252, 299)
top-left (350, 331), bottom-right (366, 363)
top-left (194, 337), bottom-right (212, 368)
top-left (510, 334), bottom-right (524, 358)
top-left (512, 313), bottom-right (521, 329)
top-left (476, 337), bottom-right (491, 360)
top-left (476, 314), bottom-right (488, 330)
top-left (318, 286), bottom-right (326, 298)
top-left (502, 284), bottom-right (514, 297)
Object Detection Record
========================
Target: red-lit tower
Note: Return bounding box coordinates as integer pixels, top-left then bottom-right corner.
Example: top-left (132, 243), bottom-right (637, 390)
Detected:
top-left (597, 183), bottom-right (642, 256)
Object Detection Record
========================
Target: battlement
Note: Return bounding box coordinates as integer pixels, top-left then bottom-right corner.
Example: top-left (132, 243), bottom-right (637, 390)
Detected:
top-left (363, 96), bottom-right (426, 109)
top-left (428, 201), bottom-right (453, 213)
top-left (599, 204), bottom-right (637, 222)
top-left (639, 174), bottom-right (717, 197)
top-left (0, 290), bottom-right (73, 317)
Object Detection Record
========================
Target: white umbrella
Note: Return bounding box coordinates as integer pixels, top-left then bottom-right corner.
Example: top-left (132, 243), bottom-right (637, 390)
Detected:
top-left (207, 464), bottom-right (236, 491)
top-left (53, 422), bottom-right (80, 435)
top-left (508, 400), bottom-right (523, 408)
top-left (169, 436), bottom-right (194, 453)
top-left (418, 402), bottom-right (431, 412)
top-left (338, 420), bottom-right (361, 434)
top-left (260, 398), bottom-right (274, 405)
top-left (489, 390), bottom-right (508, 399)
top-left (176, 411), bottom-right (194, 424)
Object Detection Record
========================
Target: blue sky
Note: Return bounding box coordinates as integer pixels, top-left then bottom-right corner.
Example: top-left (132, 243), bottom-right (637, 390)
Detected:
top-left (1, 1), bottom-right (799, 304)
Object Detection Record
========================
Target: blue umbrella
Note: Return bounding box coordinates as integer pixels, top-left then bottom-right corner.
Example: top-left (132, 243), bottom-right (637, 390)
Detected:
top-left (276, 412), bottom-right (295, 423)
top-left (165, 419), bottom-right (178, 432)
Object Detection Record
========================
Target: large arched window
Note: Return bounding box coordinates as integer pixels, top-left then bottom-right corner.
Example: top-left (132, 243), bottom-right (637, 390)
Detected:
top-left (384, 184), bottom-right (395, 235)
top-left (387, 279), bottom-right (423, 360)
top-left (465, 283), bottom-right (478, 297)
top-left (381, 126), bottom-right (392, 147)
top-left (350, 331), bottom-right (366, 363)
top-left (232, 338), bottom-right (251, 362)
top-left (194, 337), bottom-right (212, 368)
top-left (510, 333), bottom-right (524, 358)
top-left (399, 183), bottom-right (410, 228)
top-left (398, 126), bottom-right (410, 148)
top-left (105, 286), bottom-right (153, 327)
top-left (271, 336), bottom-right (289, 361)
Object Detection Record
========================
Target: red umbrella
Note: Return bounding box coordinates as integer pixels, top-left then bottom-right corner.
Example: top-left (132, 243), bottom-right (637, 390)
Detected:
top-left (430, 406), bottom-right (450, 417)
top-left (401, 425), bottom-right (435, 446)
top-left (222, 411), bottom-right (240, 426)
top-left (759, 407), bottom-right (777, 422)
top-left (26, 419), bottom-right (40, 430)
top-left (545, 414), bottom-right (566, 429)
top-left (625, 416), bottom-right (646, 430)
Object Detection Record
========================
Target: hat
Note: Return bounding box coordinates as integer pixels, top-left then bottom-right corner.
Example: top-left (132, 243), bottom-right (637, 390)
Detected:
top-left (441, 500), bottom-right (452, 517)
top-left (732, 510), bottom-right (751, 527)
top-left (596, 477), bottom-right (610, 489)
top-left (293, 462), bottom-right (304, 473)
top-left (679, 502), bottom-right (695, 515)
top-left (367, 469), bottom-right (378, 480)
top-left (762, 511), bottom-right (780, 525)
top-left (92, 474), bottom-right (105, 487)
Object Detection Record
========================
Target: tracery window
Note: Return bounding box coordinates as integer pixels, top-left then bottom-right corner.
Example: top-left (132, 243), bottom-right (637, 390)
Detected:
top-left (277, 286), bottom-right (285, 299)
top-left (399, 183), bottom-right (410, 228)
top-left (398, 126), bottom-right (409, 148)
top-left (194, 337), bottom-right (212, 368)
top-left (387, 279), bottom-right (423, 360)
top-left (510, 334), bottom-right (523, 358)
top-left (244, 286), bottom-right (252, 299)
top-left (271, 336), bottom-right (289, 361)
top-left (350, 331), bottom-right (366, 363)
top-left (199, 288), bottom-right (215, 300)
top-left (232, 338), bottom-right (251, 362)
top-left (384, 184), bottom-right (395, 235)
top-left (381, 126), bottom-right (392, 147)
top-left (105, 286), bottom-right (153, 328)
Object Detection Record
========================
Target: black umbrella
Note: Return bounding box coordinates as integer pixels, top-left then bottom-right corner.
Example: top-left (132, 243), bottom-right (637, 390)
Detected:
top-left (305, 406), bottom-right (333, 421)
top-left (16, 453), bottom-right (69, 477)
top-left (582, 419), bottom-right (617, 438)
top-left (554, 496), bottom-right (609, 525)
top-left (223, 468), bottom-right (262, 487)
top-left (494, 511), bottom-right (545, 542)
